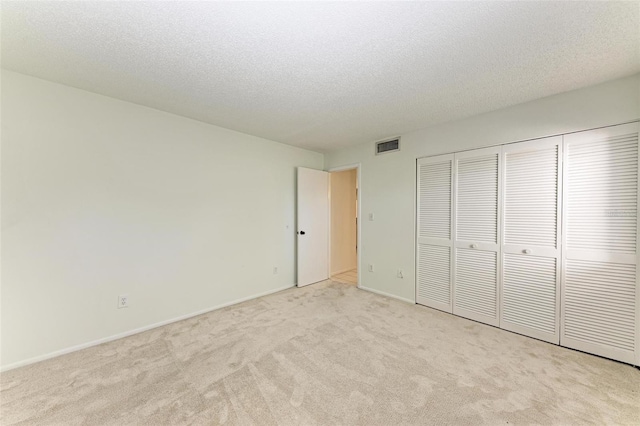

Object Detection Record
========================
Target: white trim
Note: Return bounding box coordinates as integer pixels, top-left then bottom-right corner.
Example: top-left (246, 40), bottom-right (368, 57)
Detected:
top-left (328, 163), bottom-right (361, 173)
top-left (357, 285), bottom-right (415, 304)
top-left (325, 168), bottom-right (331, 284)
top-left (414, 120), bottom-right (640, 159)
top-left (0, 284), bottom-right (295, 372)
top-left (328, 163), bottom-right (362, 288)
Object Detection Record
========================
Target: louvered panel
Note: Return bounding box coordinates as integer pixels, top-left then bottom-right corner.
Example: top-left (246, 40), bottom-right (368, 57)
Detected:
top-left (505, 147), bottom-right (558, 247)
top-left (502, 254), bottom-right (556, 334)
top-left (454, 248), bottom-right (497, 319)
top-left (456, 155), bottom-right (498, 243)
top-left (564, 259), bottom-right (636, 351)
top-left (566, 134), bottom-right (638, 253)
top-left (417, 244), bottom-right (451, 307)
top-left (418, 161), bottom-right (451, 240)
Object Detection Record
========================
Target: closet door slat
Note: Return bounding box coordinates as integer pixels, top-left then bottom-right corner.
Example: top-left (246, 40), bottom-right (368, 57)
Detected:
top-left (562, 122), bottom-right (639, 365)
top-left (453, 147), bottom-right (501, 327)
top-left (416, 155), bottom-right (454, 313)
top-left (501, 137), bottom-right (561, 344)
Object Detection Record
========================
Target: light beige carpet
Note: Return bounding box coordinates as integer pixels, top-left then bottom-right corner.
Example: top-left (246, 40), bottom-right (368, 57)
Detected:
top-left (1, 281), bottom-right (639, 425)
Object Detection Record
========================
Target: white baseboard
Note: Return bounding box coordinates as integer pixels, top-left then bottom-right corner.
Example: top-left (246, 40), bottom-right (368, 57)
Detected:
top-left (357, 285), bottom-right (415, 304)
top-left (0, 284), bottom-right (295, 372)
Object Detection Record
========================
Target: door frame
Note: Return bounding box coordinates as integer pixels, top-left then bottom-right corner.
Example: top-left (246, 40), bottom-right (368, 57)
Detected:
top-left (328, 163), bottom-right (362, 288)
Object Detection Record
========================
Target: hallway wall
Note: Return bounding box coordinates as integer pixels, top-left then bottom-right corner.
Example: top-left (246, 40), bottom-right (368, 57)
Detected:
top-left (330, 169), bottom-right (357, 275)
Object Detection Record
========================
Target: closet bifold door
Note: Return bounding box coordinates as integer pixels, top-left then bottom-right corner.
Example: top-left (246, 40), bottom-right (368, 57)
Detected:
top-left (416, 154), bottom-right (454, 312)
top-left (562, 122), bottom-right (639, 365)
top-left (501, 137), bottom-right (562, 344)
top-left (453, 147), bottom-right (501, 326)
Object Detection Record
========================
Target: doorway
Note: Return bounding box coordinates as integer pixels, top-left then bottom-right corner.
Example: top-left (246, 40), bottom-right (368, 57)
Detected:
top-left (329, 166), bottom-right (359, 285)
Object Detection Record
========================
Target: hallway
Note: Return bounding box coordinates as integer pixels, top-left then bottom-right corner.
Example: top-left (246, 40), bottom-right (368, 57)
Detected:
top-left (331, 268), bottom-right (357, 285)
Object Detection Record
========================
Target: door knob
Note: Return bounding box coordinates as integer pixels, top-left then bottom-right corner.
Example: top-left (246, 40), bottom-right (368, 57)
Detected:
top-left (523, 249), bottom-right (531, 254)
top-left (470, 244), bottom-right (477, 249)
top-left (298, 231), bottom-right (306, 235)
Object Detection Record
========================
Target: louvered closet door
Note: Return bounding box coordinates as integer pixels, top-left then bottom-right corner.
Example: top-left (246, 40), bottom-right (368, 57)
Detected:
top-left (501, 137), bottom-right (562, 344)
top-left (453, 147), bottom-right (501, 326)
top-left (416, 154), bottom-right (454, 312)
top-left (562, 122), bottom-right (639, 365)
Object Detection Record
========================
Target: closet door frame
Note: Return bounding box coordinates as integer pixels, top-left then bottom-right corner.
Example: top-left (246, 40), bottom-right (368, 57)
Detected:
top-left (500, 136), bottom-right (563, 344)
top-left (453, 146), bottom-right (502, 327)
top-left (560, 122), bottom-right (640, 365)
top-left (416, 154), bottom-right (455, 313)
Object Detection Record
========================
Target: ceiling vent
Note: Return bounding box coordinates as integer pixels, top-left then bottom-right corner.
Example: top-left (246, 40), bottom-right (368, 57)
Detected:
top-left (375, 138), bottom-right (401, 155)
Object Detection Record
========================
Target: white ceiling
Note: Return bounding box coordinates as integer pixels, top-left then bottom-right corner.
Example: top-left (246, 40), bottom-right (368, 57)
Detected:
top-left (2, 1), bottom-right (639, 152)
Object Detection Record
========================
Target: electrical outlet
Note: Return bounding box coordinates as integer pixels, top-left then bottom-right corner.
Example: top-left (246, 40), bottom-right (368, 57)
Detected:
top-left (368, 264), bottom-right (374, 272)
top-left (397, 269), bottom-right (404, 279)
top-left (118, 294), bottom-right (129, 309)
top-left (273, 266), bottom-right (278, 274)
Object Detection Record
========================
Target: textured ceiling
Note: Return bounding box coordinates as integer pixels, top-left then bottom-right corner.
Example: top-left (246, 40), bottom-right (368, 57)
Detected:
top-left (2, 1), bottom-right (639, 152)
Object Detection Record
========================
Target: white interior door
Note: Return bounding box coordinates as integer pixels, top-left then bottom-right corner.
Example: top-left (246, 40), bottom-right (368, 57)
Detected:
top-left (561, 122), bottom-right (639, 365)
top-left (297, 167), bottom-right (329, 287)
top-left (501, 136), bottom-right (562, 344)
top-left (453, 146), bottom-right (501, 327)
top-left (416, 154), bottom-right (454, 312)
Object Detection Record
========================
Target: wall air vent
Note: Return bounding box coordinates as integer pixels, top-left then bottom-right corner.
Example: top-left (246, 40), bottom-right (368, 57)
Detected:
top-left (375, 138), bottom-right (400, 155)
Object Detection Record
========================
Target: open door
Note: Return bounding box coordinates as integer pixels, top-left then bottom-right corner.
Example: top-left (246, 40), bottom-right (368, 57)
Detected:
top-left (297, 167), bottom-right (329, 287)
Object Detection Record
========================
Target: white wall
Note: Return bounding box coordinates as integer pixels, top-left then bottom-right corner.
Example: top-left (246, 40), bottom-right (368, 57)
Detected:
top-left (330, 169), bottom-right (357, 275)
top-left (326, 73), bottom-right (640, 303)
top-left (0, 70), bottom-right (323, 369)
